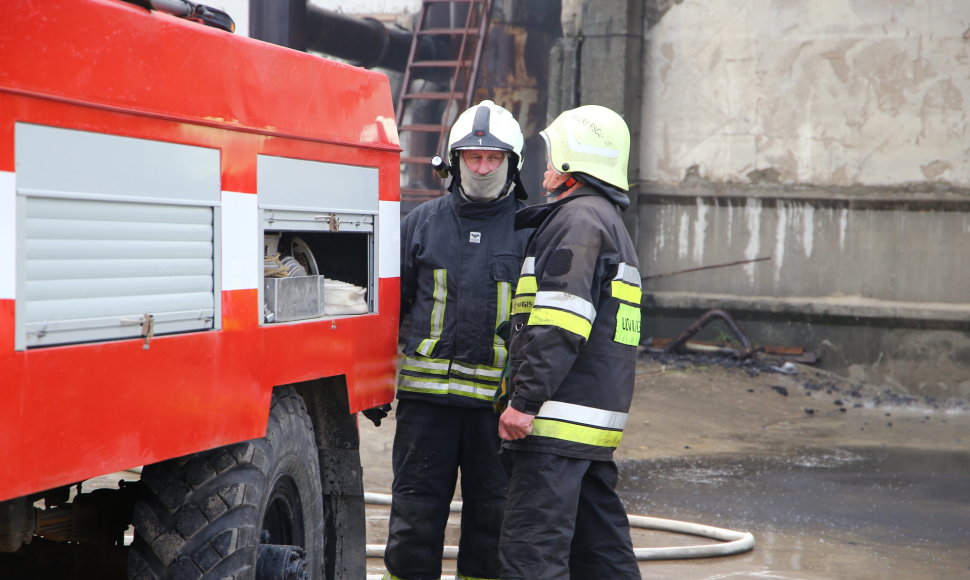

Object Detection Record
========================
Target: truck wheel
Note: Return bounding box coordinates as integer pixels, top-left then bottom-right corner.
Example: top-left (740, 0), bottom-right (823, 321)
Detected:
top-left (128, 387), bottom-right (324, 579)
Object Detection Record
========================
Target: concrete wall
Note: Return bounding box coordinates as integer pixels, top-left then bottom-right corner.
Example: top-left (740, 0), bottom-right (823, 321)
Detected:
top-left (558, 0), bottom-right (970, 396)
top-left (641, 0), bottom-right (970, 186)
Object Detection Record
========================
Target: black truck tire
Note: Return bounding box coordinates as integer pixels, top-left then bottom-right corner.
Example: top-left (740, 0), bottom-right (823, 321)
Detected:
top-left (128, 387), bottom-right (324, 579)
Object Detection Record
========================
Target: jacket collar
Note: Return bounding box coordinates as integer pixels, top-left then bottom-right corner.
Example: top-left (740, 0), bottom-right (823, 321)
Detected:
top-left (513, 187), bottom-right (603, 230)
top-left (450, 188), bottom-right (517, 218)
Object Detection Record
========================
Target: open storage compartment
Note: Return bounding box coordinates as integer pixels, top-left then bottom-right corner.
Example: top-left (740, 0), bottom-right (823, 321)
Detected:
top-left (258, 155), bottom-right (379, 324)
top-left (263, 228), bottom-right (373, 322)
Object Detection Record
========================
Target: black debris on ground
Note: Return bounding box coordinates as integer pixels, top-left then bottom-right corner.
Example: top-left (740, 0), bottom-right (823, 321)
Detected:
top-left (639, 350), bottom-right (970, 413)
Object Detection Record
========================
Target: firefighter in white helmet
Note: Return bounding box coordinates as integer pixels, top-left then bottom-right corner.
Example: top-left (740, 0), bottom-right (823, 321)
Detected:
top-left (498, 105), bottom-right (642, 579)
top-left (383, 100), bottom-right (531, 580)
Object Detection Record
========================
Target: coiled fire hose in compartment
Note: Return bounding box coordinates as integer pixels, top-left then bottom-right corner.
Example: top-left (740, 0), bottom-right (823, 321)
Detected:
top-left (362, 491), bottom-right (755, 579)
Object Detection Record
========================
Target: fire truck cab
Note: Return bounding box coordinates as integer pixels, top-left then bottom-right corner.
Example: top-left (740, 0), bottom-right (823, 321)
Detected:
top-left (0, 1), bottom-right (400, 578)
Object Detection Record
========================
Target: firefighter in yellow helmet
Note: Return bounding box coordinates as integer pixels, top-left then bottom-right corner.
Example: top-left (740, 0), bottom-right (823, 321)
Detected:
top-left (498, 105), bottom-right (642, 579)
top-left (382, 100), bottom-right (531, 580)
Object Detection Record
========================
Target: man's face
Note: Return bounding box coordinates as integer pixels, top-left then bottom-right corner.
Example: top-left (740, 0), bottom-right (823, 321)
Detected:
top-left (461, 149), bottom-right (507, 175)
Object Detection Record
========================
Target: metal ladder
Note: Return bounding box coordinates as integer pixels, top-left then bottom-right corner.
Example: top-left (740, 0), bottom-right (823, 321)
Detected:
top-left (396, 0), bottom-right (492, 203)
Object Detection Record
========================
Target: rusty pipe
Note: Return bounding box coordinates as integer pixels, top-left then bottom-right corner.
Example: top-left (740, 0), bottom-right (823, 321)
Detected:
top-left (665, 309), bottom-right (755, 359)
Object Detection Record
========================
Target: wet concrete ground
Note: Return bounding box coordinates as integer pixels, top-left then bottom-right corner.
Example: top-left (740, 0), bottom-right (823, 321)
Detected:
top-left (616, 448), bottom-right (970, 579)
top-left (361, 354), bottom-right (970, 579)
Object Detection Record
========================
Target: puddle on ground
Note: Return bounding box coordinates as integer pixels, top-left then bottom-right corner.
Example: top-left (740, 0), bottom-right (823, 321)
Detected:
top-left (617, 447), bottom-right (970, 579)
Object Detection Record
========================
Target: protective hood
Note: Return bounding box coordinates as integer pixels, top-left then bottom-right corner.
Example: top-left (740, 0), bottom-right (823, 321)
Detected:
top-left (458, 155), bottom-right (510, 201)
top-left (575, 172), bottom-right (630, 211)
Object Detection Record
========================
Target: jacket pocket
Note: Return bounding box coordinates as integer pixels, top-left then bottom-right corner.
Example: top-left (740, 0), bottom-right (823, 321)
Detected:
top-left (489, 253), bottom-right (521, 282)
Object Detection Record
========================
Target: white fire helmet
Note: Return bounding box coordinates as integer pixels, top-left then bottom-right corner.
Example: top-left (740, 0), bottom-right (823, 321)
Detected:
top-left (448, 100), bottom-right (524, 171)
top-left (540, 104), bottom-right (630, 191)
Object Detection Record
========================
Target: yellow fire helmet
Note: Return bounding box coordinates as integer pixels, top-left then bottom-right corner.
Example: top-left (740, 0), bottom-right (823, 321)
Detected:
top-left (541, 104), bottom-right (630, 191)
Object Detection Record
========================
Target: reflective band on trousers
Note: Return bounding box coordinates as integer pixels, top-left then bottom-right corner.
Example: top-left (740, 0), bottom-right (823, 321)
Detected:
top-left (530, 400), bottom-right (627, 448)
top-left (416, 269), bottom-right (447, 356)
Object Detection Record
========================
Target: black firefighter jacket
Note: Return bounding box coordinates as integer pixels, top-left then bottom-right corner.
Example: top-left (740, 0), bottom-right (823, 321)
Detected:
top-left (398, 191), bottom-right (530, 408)
top-left (505, 185), bottom-right (642, 461)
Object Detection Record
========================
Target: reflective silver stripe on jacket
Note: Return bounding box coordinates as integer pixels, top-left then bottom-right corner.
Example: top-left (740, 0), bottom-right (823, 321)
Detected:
top-left (614, 262), bottom-right (641, 286)
top-left (536, 400), bottom-right (628, 430)
top-left (532, 291), bottom-right (596, 321)
top-left (399, 355), bottom-right (503, 401)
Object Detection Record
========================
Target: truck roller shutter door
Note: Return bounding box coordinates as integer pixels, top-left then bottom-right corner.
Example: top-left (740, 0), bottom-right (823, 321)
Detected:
top-left (15, 123), bottom-right (220, 349)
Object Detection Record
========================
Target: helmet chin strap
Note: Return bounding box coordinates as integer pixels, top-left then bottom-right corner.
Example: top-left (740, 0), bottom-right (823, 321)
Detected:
top-left (544, 176), bottom-right (579, 200)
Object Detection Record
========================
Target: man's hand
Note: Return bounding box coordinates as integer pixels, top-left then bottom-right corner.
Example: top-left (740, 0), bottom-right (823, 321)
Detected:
top-left (499, 406), bottom-right (535, 440)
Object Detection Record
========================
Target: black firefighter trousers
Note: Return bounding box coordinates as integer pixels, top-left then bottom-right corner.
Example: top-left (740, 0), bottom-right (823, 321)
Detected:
top-left (384, 399), bottom-right (508, 580)
top-left (499, 450), bottom-right (641, 580)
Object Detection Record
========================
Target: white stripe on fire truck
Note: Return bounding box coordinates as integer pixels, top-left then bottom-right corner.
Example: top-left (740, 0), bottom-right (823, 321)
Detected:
top-left (220, 191), bottom-right (259, 291)
top-left (379, 200), bottom-right (400, 279)
top-left (0, 171), bottom-right (15, 300)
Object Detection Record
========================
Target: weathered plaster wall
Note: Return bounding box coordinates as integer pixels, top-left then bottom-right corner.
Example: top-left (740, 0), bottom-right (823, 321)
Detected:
top-left (644, 194), bottom-right (970, 305)
top-left (632, 0), bottom-right (970, 395)
top-left (641, 0), bottom-right (970, 186)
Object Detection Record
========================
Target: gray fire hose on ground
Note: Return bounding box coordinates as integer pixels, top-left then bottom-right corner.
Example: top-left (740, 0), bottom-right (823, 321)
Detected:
top-left (362, 491), bottom-right (755, 579)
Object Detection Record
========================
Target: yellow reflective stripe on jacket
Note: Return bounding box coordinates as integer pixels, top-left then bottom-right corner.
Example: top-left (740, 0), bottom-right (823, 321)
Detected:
top-left (514, 275), bottom-right (537, 295)
top-left (527, 291), bottom-right (595, 340)
top-left (612, 262), bottom-right (642, 345)
top-left (493, 280), bottom-right (511, 367)
top-left (512, 275), bottom-right (537, 316)
top-left (400, 355), bottom-right (451, 375)
top-left (531, 418), bottom-right (624, 448)
top-left (611, 262), bottom-right (642, 305)
top-left (402, 356), bottom-right (504, 379)
top-left (511, 293), bottom-right (535, 316)
top-left (512, 257), bottom-right (536, 315)
top-left (416, 269), bottom-right (447, 356)
top-left (451, 362), bottom-right (503, 380)
top-left (398, 375), bottom-right (498, 401)
top-left (611, 280), bottom-right (642, 304)
top-left (529, 400), bottom-right (627, 447)
top-left (399, 355), bottom-right (504, 401)
top-left (528, 307), bottom-right (592, 339)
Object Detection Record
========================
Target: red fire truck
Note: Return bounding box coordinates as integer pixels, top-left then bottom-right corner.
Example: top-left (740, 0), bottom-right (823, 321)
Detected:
top-left (0, 1), bottom-right (400, 578)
